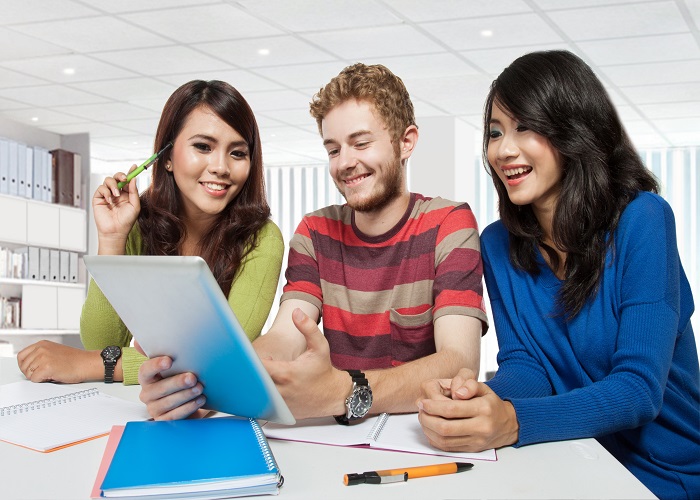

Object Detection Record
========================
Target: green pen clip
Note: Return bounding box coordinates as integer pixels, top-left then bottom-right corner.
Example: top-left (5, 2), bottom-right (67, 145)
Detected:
top-left (117, 142), bottom-right (173, 189)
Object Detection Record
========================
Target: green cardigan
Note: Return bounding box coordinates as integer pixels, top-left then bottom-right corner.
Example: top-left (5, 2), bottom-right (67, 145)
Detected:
top-left (80, 220), bottom-right (284, 385)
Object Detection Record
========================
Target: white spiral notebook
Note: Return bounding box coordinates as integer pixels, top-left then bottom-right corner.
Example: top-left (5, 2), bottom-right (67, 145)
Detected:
top-left (0, 380), bottom-right (150, 452)
top-left (263, 412), bottom-right (497, 461)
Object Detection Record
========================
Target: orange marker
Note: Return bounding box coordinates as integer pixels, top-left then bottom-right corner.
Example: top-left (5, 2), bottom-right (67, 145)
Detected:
top-left (344, 462), bottom-right (473, 485)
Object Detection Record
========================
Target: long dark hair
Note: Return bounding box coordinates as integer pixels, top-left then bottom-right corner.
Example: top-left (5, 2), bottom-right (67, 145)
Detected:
top-left (482, 50), bottom-right (659, 318)
top-left (138, 80), bottom-right (270, 295)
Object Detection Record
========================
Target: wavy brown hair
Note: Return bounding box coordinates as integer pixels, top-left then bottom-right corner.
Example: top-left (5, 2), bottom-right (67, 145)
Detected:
top-left (309, 62), bottom-right (416, 147)
top-left (138, 80), bottom-right (270, 295)
top-left (482, 51), bottom-right (659, 318)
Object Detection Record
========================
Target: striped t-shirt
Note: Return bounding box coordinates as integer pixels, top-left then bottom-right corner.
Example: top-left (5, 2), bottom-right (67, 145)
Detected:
top-left (281, 193), bottom-right (488, 370)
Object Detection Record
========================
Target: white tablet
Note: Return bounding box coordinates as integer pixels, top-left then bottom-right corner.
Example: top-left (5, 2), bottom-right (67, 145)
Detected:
top-left (83, 255), bottom-right (295, 425)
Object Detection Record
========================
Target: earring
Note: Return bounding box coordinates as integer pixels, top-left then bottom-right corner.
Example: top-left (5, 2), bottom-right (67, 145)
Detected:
top-left (165, 163), bottom-right (172, 171)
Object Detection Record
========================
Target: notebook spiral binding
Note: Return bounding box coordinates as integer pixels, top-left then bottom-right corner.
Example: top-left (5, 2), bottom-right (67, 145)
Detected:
top-left (249, 418), bottom-right (277, 472)
top-left (0, 387), bottom-right (99, 417)
top-left (367, 412), bottom-right (390, 440)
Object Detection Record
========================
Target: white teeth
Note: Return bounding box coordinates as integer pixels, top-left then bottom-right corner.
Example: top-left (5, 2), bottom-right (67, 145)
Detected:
top-left (345, 174), bottom-right (369, 185)
top-left (503, 167), bottom-right (531, 177)
top-left (203, 182), bottom-right (226, 191)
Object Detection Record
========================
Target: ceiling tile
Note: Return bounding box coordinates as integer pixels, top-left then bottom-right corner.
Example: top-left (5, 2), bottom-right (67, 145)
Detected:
top-left (0, 67), bottom-right (46, 88)
top-left (0, 54), bottom-right (139, 83)
top-left (422, 13), bottom-right (563, 51)
top-left (90, 141), bottom-right (149, 161)
top-left (40, 121), bottom-right (141, 138)
top-left (109, 118), bottom-right (161, 135)
top-left (614, 104), bottom-right (644, 122)
top-left (649, 116), bottom-right (700, 134)
top-left (460, 43), bottom-right (573, 74)
top-left (236, 0), bottom-right (401, 31)
top-left (245, 90), bottom-right (312, 113)
top-left (258, 108), bottom-right (314, 126)
top-left (72, 78), bottom-right (176, 102)
top-left (0, 0), bottom-right (99, 24)
top-left (13, 16), bottom-right (172, 52)
top-left (301, 25), bottom-right (444, 59)
top-left (623, 82), bottom-right (700, 104)
top-left (0, 85), bottom-right (110, 108)
top-left (0, 97), bottom-right (29, 111)
top-left (196, 36), bottom-right (338, 68)
top-left (253, 61), bottom-right (349, 90)
top-left (382, 0), bottom-right (532, 22)
top-left (363, 53), bottom-right (481, 80)
top-left (157, 70), bottom-right (284, 92)
top-left (1, 107), bottom-right (87, 126)
top-left (51, 102), bottom-right (158, 122)
top-left (413, 99), bottom-right (449, 118)
top-left (578, 33), bottom-right (700, 66)
top-left (664, 131), bottom-right (700, 146)
top-left (84, 0), bottom-right (217, 14)
top-left (547, 1), bottom-right (688, 40)
top-left (534, 0), bottom-right (646, 9)
top-left (404, 74), bottom-right (493, 114)
top-left (688, 0), bottom-right (700, 29)
top-left (121, 4), bottom-right (283, 44)
top-left (261, 126), bottom-right (318, 143)
top-left (0, 27), bottom-right (71, 61)
top-left (602, 60), bottom-right (700, 87)
top-left (638, 102), bottom-right (700, 120)
top-left (92, 46), bottom-right (233, 75)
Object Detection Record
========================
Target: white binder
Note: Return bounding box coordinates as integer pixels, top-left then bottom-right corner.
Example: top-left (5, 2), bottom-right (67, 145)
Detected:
top-left (24, 146), bottom-right (33, 199)
top-left (8, 140), bottom-right (18, 196)
top-left (0, 138), bottom-right (9, 195)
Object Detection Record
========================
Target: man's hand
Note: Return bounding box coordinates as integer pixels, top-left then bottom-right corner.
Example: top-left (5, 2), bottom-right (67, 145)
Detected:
top-left (261, 308), bottom-right (349, 419)
top-left (17, 340), bottom-right (102, 383)
top-left (416, 368), bottom-right (520, 452)
top-left (138, 356), bottom-right (208, 420)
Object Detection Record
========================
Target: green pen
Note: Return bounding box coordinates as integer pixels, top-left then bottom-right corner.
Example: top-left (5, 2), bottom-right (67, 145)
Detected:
top-left (117, 142), bottom-right (173, 189)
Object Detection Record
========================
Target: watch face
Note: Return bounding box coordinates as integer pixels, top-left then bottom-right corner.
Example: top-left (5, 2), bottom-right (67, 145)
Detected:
top-left (349, 385), bottom-right (373, 418)
top-left (101, 345), bottom-right (121, 362)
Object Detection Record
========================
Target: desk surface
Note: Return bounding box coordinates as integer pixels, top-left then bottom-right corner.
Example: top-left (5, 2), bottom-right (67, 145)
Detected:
top-left (0, 357), bottom-right (656, 500)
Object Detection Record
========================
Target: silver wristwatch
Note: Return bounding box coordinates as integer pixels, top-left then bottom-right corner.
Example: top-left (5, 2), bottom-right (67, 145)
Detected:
top-left (335, 370), bottom-right (373, 425)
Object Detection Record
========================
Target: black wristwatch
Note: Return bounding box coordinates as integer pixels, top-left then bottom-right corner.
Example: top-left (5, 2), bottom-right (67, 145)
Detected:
top-left (335, 370), bottom-right (373, 425)
top-left (100, 346), bottom-right (122, 384)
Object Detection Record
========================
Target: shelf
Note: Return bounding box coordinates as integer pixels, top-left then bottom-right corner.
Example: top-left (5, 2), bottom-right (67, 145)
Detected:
top-left (0, 278), bottom-right (85, 288)
top-left (0, 329), bottom-right (79, 336)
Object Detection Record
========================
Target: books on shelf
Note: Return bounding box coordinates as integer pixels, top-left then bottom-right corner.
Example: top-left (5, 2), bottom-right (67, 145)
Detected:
top-left (264, 412), bottom-right (498, 462)
top-left (0, 380), bottom-right (149, 452)
top-left (95, 417), bottom-right (283, 499)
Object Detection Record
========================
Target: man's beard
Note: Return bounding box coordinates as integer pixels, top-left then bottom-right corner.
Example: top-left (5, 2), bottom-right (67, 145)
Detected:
top-left (336, 156), bottom-right (404, 213)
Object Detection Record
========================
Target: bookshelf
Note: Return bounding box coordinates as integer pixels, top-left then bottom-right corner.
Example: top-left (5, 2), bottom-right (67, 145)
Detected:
top-left (0, 117), bottom-right (90, 354)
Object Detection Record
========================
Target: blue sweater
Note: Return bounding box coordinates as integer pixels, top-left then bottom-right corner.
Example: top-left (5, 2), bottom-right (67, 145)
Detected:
top-left (482, 192), bottom-right (699, 500)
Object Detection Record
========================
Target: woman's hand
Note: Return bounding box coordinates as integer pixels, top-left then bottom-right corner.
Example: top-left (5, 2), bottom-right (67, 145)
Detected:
top-left (16, 340), bottom-right (102, 383)
top-left (416, 369), bottom-right (520, 452)
top-left (138, 356), bottom-right (208, 420)
top-left (92, 167), bottom-right (141, 255)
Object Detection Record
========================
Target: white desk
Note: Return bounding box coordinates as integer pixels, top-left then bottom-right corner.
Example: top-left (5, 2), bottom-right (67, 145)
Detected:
top-left (0, 358), bottom-right (656, 500)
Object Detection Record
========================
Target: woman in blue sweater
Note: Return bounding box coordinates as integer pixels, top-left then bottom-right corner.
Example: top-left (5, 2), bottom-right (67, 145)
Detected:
top-left (417, 50), bottom-right (699, 499)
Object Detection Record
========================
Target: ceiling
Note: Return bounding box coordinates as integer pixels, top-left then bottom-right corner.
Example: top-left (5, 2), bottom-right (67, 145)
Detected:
top-left (1, 0), bottom-right (699, 174)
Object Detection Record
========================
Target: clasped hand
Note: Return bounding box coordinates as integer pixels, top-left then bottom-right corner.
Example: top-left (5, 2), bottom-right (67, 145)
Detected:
top-left (417, 368), bottom-right (520, 452)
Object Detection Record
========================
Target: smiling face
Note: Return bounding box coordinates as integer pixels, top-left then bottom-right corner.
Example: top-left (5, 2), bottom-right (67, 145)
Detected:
top-left (321, 99), bottom-right (405, 213)
top-left (487, 102), bottom-right (564, 216)
top-left (169, 105), bottom-right (251, 223)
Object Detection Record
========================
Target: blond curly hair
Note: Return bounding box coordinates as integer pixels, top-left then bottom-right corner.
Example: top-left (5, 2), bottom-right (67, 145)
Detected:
top-left (309, 63), bottom-right (416, 145)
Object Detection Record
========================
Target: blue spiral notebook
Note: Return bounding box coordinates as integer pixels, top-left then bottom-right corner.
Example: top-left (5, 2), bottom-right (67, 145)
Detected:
top-left (100, 417), bottom-right (282, 499)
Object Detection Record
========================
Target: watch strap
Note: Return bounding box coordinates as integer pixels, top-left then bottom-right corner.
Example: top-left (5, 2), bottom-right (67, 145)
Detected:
top-left (335, 370), bottom-right (369, 425)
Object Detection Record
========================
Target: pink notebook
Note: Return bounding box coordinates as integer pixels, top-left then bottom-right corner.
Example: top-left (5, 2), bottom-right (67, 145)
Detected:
top-left (91, 425), bottom-right (125, 498)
